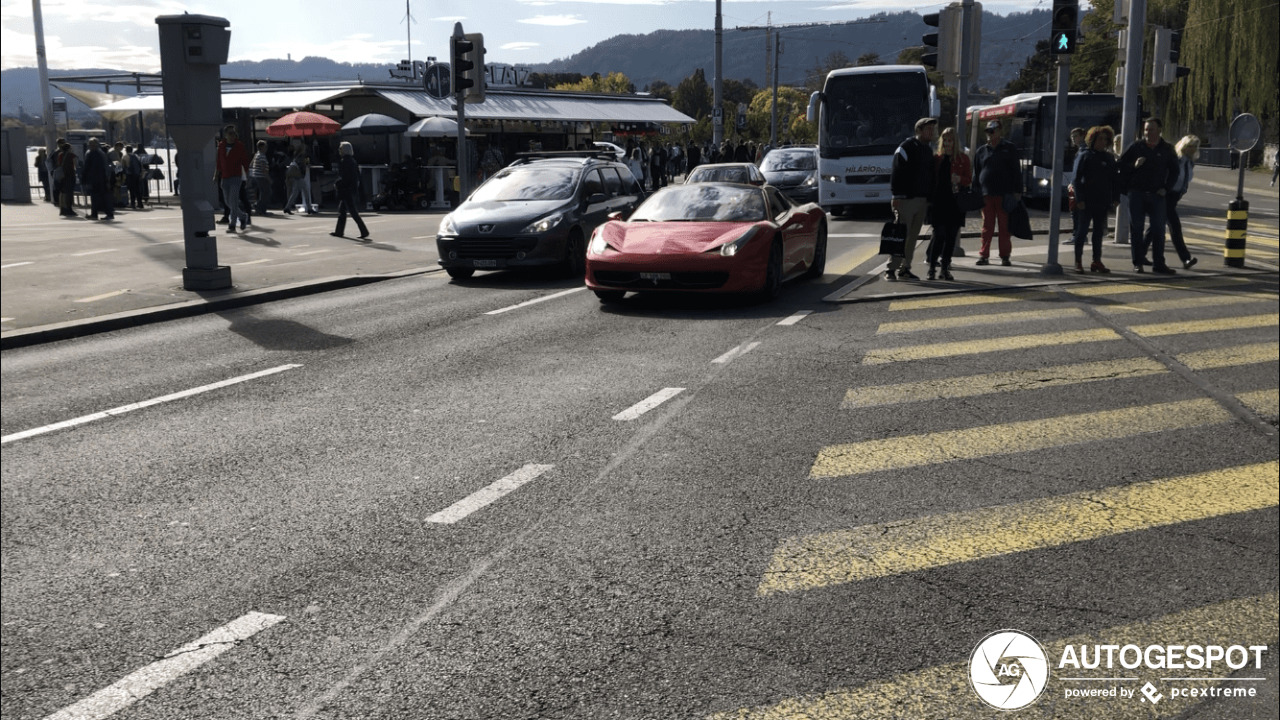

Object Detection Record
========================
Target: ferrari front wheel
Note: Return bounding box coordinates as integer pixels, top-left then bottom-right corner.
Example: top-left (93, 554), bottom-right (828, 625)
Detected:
top-left (802, 223), bottom-right (828, 280)
top-left (757, 240), bottom-right (783, 302)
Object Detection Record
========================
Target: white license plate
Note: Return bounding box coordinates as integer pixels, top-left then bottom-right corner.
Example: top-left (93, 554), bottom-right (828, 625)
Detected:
top-left (473, 259), bottom-right (498, 268)
top-left (639, 272), bottom-right (671, 280)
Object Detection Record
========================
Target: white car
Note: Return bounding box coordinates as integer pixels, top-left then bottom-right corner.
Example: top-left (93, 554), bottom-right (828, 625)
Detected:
top-left (593, 141), bottom-right (627, 160)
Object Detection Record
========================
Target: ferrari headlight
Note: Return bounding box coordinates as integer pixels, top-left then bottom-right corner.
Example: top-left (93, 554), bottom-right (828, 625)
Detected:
top-left (520, 212), bottom-right (565, 235)
top-left (719, 226), bottom-right (761, 257)
top-left (438, 214), bottom-right (458, 236)
top-left (589, 227), bottom-right (611, 255)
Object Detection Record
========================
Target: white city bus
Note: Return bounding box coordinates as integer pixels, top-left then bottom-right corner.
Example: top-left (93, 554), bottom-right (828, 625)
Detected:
top-left (807, 65), bottom-right (940, 214)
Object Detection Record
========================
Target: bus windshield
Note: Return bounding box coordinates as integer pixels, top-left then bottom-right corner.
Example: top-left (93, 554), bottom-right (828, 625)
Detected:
top-left (820, 71), bottom-right (928, 158)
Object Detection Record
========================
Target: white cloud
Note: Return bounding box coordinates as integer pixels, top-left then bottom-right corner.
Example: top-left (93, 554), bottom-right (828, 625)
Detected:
top-left (501, 41), bottom-right (541, 50)
top-left (519, 14), bottom-right (588, 26)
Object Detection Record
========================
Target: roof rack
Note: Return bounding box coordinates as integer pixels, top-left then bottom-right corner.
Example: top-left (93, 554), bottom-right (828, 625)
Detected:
top-left (511, 150), bottom-right (617, 163)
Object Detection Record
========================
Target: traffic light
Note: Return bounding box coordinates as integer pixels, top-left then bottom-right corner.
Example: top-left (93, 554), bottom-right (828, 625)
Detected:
top-left (1168, 30), bottom-right (1191, 81)
top-left (450, 32), bottom-right (485, 103)
top-left (1051, 0), bottom-right (1078, 55)
top-left (921, 5), bottom-right (959, 76)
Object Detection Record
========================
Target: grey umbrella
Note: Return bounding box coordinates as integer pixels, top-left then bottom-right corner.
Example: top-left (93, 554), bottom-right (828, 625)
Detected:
top-left (340, 113), bottom-right (410, 135)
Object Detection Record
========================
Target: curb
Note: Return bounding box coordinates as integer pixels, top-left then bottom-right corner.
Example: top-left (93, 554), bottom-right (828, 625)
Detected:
top-left (1, 266), bottom-right (441, 350)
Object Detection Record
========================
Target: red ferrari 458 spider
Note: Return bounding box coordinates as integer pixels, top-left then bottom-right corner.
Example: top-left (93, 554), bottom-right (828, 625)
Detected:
top-left (585, 182), bottom-right (828, 303)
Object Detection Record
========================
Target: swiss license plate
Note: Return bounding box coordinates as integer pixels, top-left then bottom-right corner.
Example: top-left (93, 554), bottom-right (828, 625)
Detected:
top-left (473, 259), bottom-right (498, 268)
top-left (639, 272), bottom-right (671, 281)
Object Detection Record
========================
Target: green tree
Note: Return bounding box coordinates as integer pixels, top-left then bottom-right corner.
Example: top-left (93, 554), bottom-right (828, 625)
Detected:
top-left (673, 68), bottom-right (713, 120)
top-left (644, 80), bottom-right (674, 102)
top-left (1170, 0), bottom-right (1278, 134)
top-left (746, 87), bottom-right (815, 144)
top-left (553, 72), bottom-right (635, 94)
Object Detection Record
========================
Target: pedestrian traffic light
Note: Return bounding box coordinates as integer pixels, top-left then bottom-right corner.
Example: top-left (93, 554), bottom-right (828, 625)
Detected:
top-left (450, 32), bottom-right (485, 103)
top-left (1051, 0), bottom-right (1078, 55)
top-left (1168, 30), bottom-right (1191, 81)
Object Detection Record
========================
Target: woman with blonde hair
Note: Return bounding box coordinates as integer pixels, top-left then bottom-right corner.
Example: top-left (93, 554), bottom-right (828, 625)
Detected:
top-left (331, 141), bottom-right (369, 239)
top-left (1166, 134), bottom-right (1200, 269)
top-left (926, 126), bottom-right (971, 281)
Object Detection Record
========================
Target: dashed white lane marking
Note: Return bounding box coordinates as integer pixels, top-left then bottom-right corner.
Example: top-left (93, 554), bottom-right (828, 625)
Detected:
top-left (74, 290), bottom-right (129, 303)
top-left (71, 249), bottom-right (118, 257)
top-left (712, 341), bottom-right (761, 364)
top-left (426, 464), bottom-right (554, 524)
top-left (1, 364), bottom-right (302, 445)
top-left (485, 287), bottom-right (587, 315)
top-left (234, 259), bottom-right (272, 266)
top-left (777, 310), bottom-right (813, 326)
top-left (295, 249), bottom-right (331, 256)
top-left (2, 261), bottom-right (34, 269)
top-left (43, 611), bottom-right (286, 720)
top-left (613, 387), bottom-right (686, 421)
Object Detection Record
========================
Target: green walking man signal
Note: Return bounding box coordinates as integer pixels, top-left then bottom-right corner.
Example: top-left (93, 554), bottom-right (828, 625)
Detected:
top-left (1051, 0), bottom-right (1078, 55)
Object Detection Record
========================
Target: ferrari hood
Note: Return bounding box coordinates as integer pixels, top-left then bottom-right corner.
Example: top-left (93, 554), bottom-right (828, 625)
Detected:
top-left (604, 221), bottom-right (760, 254)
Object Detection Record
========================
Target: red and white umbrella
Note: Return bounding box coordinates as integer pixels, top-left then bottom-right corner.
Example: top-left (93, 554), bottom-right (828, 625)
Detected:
top-left (265, 111), bottom-right (341, 138)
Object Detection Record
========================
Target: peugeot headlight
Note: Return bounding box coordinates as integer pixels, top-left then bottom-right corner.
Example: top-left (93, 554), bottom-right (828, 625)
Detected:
top-left (438, 214), bottom-right (458, 236)
top-left (718, 226), bottom-right (761, 257)
top-left (520, 212), bottom-right (565, 235)
top-left (802, 173), bottom-right (818, 187)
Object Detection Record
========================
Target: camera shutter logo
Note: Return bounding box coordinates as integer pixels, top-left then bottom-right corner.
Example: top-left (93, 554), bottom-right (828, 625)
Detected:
top-left (969, 630), bottom-right (1050, 710)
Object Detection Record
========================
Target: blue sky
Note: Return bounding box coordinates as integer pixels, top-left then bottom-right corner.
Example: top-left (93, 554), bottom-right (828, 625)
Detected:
top-left (2, 0), bottom-right (1050, 72)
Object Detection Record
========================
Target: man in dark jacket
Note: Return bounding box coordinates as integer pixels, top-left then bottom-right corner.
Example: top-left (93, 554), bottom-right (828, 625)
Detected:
top-left (1070, 125), bottom-right (1120, 273)
top-left (887, 117), bottom-right (938, 281)
top-left (82, 138), bottom-right (114, 221)
top-left (1119, 118), bottom-right (1180, 273)
top-left (972, 120), bottom-right (1023, 266)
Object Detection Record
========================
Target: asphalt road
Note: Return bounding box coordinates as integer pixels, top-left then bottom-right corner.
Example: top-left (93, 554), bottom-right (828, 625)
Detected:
top-left (2, 238), bottom-right (1277, 719)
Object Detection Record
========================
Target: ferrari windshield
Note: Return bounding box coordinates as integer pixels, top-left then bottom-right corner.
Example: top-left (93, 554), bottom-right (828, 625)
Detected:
top-left (761, 150), bottom-right (817, 172)
top-left (469, 166), bottom-right (577, 202)
top-left (630, 184), bottom-right (767, 223)
top-left (686, 166), bottom-right (756, 184)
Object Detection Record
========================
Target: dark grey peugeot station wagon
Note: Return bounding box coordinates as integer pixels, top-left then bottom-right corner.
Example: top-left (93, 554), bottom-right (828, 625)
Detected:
top-left (436, 151), bottom-right (644, 279)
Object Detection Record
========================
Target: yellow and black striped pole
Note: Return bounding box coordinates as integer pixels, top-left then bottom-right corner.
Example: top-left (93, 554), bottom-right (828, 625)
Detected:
top-left (1225, 199), bottom-right (1248, 268)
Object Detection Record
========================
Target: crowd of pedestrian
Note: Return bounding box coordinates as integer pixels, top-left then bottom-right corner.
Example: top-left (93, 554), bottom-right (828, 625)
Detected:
top-left (37, 138), bottom-right (160, 219)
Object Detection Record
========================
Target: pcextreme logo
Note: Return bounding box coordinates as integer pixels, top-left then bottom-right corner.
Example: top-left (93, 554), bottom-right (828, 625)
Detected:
top-left (969, 630), bottom-right (1051, 710)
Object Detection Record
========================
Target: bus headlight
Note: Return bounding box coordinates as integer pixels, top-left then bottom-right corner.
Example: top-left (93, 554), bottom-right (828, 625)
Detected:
top-left (822, 174), bottom-right (842, 184)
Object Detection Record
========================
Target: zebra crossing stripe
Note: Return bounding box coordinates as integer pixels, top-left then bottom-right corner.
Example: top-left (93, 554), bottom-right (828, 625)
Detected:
top-left (888, 290), bottom-right (1056, 311)
top-left (708, 592), bottom-right (1278, 719)
top-left (1066, 276), bottom-right (1251, 297)
top-left (1237, 388), bottom-right (1279, 417)
top-left (842, 357), bottom-right (1166, 409)
top-left (1177, 342), bottom-right (1279, 370)
top-left (810, 398), bottom-right (1231, 479)
top-left (1094, 293), bottom-right (1276, 314)
top-left (875, 308), bottom-right (1086, 334)
top-left (762, 461), bottom-right (1277, 595)
top-left (862, 328), bottom-right (1120, 365)
top-left (1130, 313), bottom-right (1278, 338)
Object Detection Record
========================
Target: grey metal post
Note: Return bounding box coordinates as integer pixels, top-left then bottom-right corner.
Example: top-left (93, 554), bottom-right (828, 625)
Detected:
top-left (1043, 56), bottom-right (1069, 275)
top-left (31, 0), bottom-right (57, 156)
top-left (713, 0), bottom-right (723, 147)
top-left (770, 33), bottom-right (779, 147)
top-left (454, 23), bottom-right (469, 201)
top-left (953, 0), bottom-right (976, 257)
top-left (1116, 0), bottom-right (1144, 245)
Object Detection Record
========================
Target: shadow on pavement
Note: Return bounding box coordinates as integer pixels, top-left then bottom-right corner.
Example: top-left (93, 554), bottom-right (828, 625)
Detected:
top-left (218, 308), bottom-right (354, 351)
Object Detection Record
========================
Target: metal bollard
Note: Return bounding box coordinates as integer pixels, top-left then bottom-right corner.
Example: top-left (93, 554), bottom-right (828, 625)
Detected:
top-left (1224, 199), bottom-right (1248, 268)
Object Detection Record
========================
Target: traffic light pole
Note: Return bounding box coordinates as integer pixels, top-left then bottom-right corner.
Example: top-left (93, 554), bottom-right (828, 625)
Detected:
top-left (452, 23), bottom-right (470, 200)
top-left (1115, 0), bottom-right (1145, 246)
top-left (954, 0), bottom-right (976, 258)
top-left (1044, 55), bottom-right (1069, 275)
top-left (713, 0), bottom-right (723, 147)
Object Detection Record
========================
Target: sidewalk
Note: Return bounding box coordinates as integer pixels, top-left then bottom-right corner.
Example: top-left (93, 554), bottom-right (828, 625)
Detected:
top-left (2, 167), bottom-right (1275, 350)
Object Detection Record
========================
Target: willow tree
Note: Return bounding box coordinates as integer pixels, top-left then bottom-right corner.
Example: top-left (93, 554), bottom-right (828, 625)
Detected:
top-left (1170, 0), bottom-right (1279, 131)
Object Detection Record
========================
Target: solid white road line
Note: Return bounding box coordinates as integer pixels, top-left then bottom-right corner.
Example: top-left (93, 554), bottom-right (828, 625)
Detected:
top-left (43, 612), bottom-right (286, 720)
top-left (613, 387), bottom-right (686, 421)
top-left (777, 310), bottom-right (813, 326)
top-left (1, 261), bottom-right (34, 269)
top-left (485, 287), bottom-right (587, 315)
top-left (1, 364), bottom-right (302, 445)
top-left (70, 249), bottom-right (118, 257)
top-left (74, 290), bottom-right (129, 303)
top-left (234, 259), bottom-right (272, 266)
top-left (426, 464), bottom-right (554, 524)
top-left (712, 341), bottom-right (761, 364)
top-left (294, 249), bottom-right (332, 256)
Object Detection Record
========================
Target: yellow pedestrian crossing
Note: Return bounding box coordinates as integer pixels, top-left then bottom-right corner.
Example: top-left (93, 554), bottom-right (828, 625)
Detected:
top-left (810, 398), bottom-right (1232, 479)
top-left (1094, 292), bottom-right (1276, 314)
top-left (708, 593), bottom-right (1278, 720)
top-left (1065, 276), bottom-right (1252, 297)
top-left (763, 461), bottom-right (1277, 595)
top-left (1237, 388), bottom-right (1279, 417)
top-left (1130, 313), bottom-right (1278, 338)
top-left (886, 277), bottom-right (1256, 312)
top-left (1184, 225), bottom-right (1280, 248)
top-left (1178, 341), bottom-right (1279, 370)
top-left (875, 308), bottom-right (1086, 334)
top-left (861, 328), bottom-right (1121, 364)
